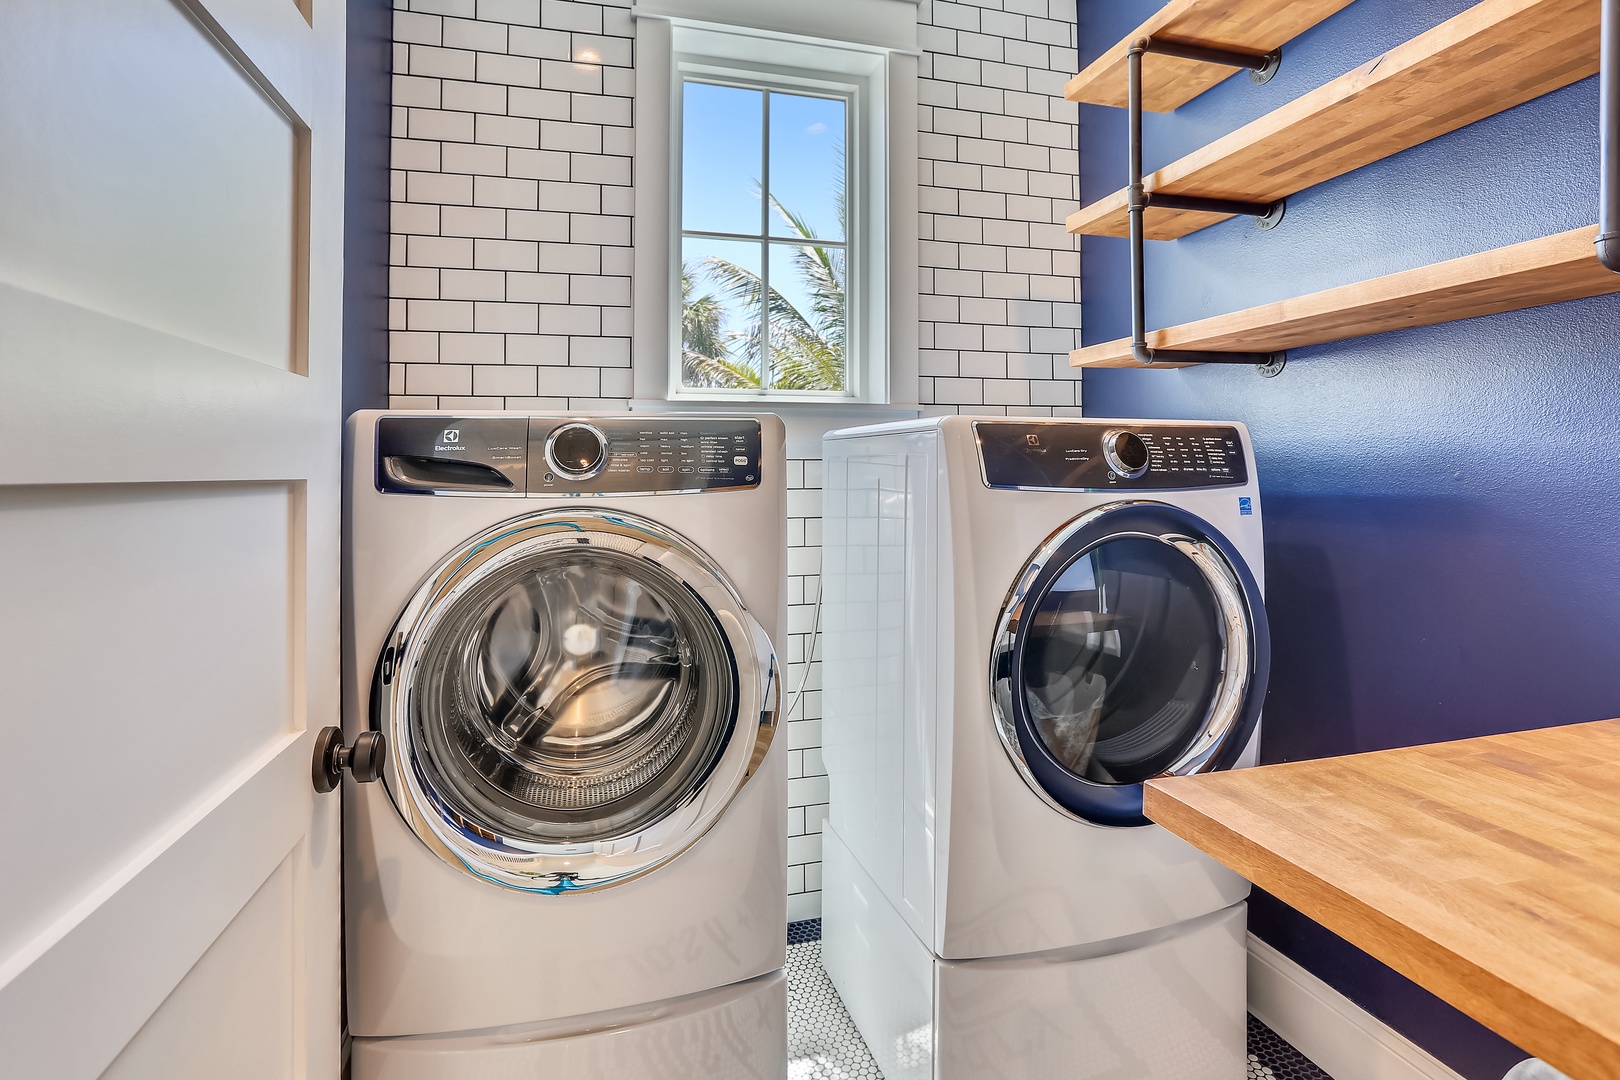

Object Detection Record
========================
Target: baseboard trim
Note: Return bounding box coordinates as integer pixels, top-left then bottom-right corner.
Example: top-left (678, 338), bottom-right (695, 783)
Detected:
top-left (1248, 934), bottom-right (1466, 1080)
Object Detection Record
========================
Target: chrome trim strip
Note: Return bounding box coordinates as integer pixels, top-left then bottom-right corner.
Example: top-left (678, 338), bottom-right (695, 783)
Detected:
top-left (376, 508), bottom-right (778, 891)
top-left (987, 500), bottom-right (1255, 823)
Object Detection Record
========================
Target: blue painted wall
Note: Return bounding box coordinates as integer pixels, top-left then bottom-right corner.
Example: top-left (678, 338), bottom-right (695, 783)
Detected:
top-left (343, 0), bottom-right (393, 417)
top-left (1077, 3), bottom-right (1620, 1077)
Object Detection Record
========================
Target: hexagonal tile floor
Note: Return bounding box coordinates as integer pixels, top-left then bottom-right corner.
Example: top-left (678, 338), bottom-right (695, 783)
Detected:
top-left (787, 923), bottom-right (882, 1079)
top-left (785, 920), bottom-right (1333, 1080)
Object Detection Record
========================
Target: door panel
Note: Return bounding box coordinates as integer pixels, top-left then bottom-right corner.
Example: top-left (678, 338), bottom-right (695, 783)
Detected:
top-left (0, 482), bottom-right (297, 959)
top-left (0, 0), bottom-right (345, 1075)
top-left (100, 851), bottom-right (300, 1080)
top-left (0, 0), bottom-right (306, 371)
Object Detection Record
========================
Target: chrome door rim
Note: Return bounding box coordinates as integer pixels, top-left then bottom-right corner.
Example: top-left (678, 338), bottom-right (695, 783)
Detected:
top-left (375, 508), bottom-right (778, 891)
top-left (988, 500), bottom-right (1263, 824)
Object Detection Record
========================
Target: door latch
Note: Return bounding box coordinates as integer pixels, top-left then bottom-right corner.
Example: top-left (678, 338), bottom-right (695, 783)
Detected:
top-left (312, 726), bottom-right (387, 793)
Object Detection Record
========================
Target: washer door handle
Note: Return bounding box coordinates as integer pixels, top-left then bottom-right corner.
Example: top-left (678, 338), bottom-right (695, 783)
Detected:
top-left (312, 727), bottom-right (387, 793)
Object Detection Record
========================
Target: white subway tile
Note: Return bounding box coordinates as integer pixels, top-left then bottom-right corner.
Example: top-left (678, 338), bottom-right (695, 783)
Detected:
top-left (395, 11), bottom-right (444, 45)
top-left (474, 112), bottom-right (540, 147)
top-left (442, 140), bottom-right (509, 175)
top-left (473, 363), bottom-right (538, 395)
top-left (440, 331), bottom-right (507, 363)
top-left (472, 174), bottom-right (539, 208)
top-left (541, 58), bottom-right (603, 94)
top-left (444, 16), bottom-right (508, 52)
top-left (440, 268), bottom-right (507, 300)
top-left (405, 361), bottom-right (473, 394)
top-left (474, 300), bottom-right (540, 332)
top-left (505, 270), bottom-right (571, 302)
top-left (505, 208), bottom-right (570, 241)
top-left (506, 333), bottom-right (572, 364)
top-left (569, 336), bottom-right (631, 366)
top-left (411, 44), bottom-right (477, 80)
top-left (534, 365), bottom-right (603, 396)
top-left (507, 147), bottom-right (570, 180)
top-left (440, 204), bottom-right (506, 237)
top-left (537, 303), bottom-right (602, 335)
top-left (570, 152), bottom-right (630, 185)
top-left (508, 86), bottom-right (572, 120)
top-left (507, 24), bottom-right (569, 59)
top-left (476, 0), bottom-right (540, 25)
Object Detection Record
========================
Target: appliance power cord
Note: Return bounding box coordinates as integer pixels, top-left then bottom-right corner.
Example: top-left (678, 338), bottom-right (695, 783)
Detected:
top-left (782, 582), bottom-right (824, 723)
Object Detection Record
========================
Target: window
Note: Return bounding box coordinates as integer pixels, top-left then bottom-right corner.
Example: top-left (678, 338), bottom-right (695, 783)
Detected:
top-left (655, 26), bottom-right (895, 404)
top-left (678, 79), bottom-right (853, 397)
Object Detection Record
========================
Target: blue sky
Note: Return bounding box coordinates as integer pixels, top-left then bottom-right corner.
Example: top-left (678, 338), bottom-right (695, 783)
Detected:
top-left (682, 81), bottom-right (846, 242)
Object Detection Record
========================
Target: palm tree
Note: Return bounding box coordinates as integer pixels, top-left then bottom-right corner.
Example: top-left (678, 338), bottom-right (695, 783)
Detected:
top-left (680, 265), bottom-right (763, 389)
top-left (681, 191), bottom-right (847, 392)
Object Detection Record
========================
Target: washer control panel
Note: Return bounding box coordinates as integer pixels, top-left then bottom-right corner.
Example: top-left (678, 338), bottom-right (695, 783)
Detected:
top-left (376, 416), bottom-right (763, 495)
top-left (528, 417), bottom-right (762, 494)
top-left (975, 421), bottom-right (1247, 490)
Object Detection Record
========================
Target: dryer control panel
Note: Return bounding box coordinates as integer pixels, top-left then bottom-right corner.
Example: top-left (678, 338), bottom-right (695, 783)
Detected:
top-left (375, 416), bottom-right (762, 495)
top-left (974, 421), bottom-right (1247, 490)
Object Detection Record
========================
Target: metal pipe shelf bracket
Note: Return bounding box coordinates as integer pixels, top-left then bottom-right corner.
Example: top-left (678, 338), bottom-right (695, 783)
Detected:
top-left (1600, 0), bottom-right (1620, 271)
top-left (1125, 39), bottom-right (1288, 370)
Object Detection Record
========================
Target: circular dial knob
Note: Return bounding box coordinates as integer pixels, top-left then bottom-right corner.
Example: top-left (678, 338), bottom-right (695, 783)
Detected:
top-left (546, 422), bottom-right (607, 480)
top-left (1102, 430), bottom-right (1150, 478)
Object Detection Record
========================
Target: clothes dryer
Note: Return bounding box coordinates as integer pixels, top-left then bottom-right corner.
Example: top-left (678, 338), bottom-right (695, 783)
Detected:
top-left (820, 416), bottom-right (1268, 1080)
top-left (344, 412), bottom-right (787, 1079)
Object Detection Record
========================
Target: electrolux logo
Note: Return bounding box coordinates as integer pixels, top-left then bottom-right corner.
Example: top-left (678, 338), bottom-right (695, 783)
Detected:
top-left (436, 428), bottom-right (465, 452)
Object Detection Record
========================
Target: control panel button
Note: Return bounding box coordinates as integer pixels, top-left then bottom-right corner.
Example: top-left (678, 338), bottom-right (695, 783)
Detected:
top-left (1103, 430), bottom-right (1150, 479)
top-left (545, 422), bottom-right (607, 481)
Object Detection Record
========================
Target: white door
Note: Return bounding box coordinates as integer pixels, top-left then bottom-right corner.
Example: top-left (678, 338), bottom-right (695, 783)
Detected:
top-left (0, 1), bottom-right (346, 1077)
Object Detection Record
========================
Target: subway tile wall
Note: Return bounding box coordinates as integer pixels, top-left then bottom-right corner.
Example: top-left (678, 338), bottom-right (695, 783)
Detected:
top-left (388, 0), bottom-right (637, 410)
top-left (916, 0), bottom-right (1083, 418)
top-left (387, 0), bottom-right (1079, 919)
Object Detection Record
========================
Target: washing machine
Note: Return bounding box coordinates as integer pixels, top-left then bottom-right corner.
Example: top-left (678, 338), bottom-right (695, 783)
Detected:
top-left (819, 416), bottom-right (1269, 1080)
top-left (343, 411), bottom-right (788, 1080)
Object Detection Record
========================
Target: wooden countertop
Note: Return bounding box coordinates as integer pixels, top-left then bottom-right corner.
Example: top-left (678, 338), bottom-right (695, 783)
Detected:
top-left (1145, 721), bottom-right (1620, 1080)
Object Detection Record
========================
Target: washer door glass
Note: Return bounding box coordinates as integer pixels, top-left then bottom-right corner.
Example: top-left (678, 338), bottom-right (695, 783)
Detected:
top-left (1020, 536), bottom-right (1222, 785)
top-left (410, 544), bottom-right (737, 845)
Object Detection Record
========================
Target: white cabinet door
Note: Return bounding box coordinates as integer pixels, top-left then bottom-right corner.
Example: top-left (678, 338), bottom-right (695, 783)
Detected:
top-left (0, 0), bottom-right (347, 1076)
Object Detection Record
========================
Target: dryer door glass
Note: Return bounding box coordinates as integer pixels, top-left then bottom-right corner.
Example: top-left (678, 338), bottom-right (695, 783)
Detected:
top-left (991, 502), bottom-right (1268, 826)
top-left (409, 544), bottom-right (738, 845)
top-left (1018, 537), bottom-right (1223, 785)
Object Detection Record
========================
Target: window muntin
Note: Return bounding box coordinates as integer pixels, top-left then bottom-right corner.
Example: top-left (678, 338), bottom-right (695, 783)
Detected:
top-left (676, 75), bottom-right (854, 397)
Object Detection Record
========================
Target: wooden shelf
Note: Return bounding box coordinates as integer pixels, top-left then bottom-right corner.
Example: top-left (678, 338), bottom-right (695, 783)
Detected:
top-left (1070, 226), bottom-right (1620, 369)
top-left (1065, 0), bottom-right (1356, 113)
top-left (1069, 0), bottom-right (1602, 241)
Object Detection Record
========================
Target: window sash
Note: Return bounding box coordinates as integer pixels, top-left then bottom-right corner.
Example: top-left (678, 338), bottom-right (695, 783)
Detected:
top-left (674, 68), bottom-right (859, 398)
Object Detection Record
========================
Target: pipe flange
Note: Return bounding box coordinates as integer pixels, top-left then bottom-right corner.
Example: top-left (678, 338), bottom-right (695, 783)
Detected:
top-left (1249, 48), bottom-right (1282, 84)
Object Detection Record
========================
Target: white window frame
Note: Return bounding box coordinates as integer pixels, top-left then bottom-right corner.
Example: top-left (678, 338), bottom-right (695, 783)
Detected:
top-left (633, 9), bottom-right (920, 418)
top-left (672, 63), bottom-right (862, 401)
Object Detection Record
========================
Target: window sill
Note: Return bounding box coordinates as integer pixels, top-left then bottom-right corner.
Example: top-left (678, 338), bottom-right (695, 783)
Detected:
top-left (629, 397), bottom-right (921, 456)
